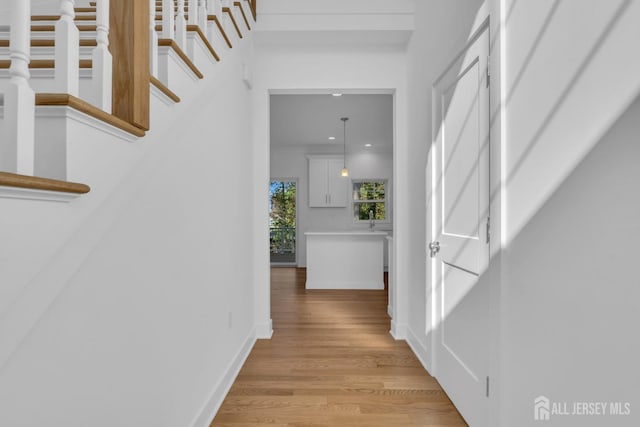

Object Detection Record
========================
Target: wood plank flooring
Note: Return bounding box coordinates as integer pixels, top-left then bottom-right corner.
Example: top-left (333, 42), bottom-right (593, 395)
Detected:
top-left (211, 267), bottom-right (467, 427)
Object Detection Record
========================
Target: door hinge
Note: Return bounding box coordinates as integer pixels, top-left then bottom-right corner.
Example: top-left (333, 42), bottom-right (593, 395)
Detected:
top-left (486, 55), bottom-right (491, 87)
top-left (486, 376), bottom-right (490, 397)
top-left (486, 216), bottom-right (491, 244)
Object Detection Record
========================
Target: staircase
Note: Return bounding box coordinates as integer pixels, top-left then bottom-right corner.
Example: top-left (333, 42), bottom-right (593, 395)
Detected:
top-left (0, 4), bottom-right (257, 424)
top-left (0, 0), bottom-right (256, 189)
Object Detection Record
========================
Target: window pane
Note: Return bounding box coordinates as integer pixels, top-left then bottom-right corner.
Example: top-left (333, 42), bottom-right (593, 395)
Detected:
top-left (354, 202), bottom-right (386, 221)
top-left (353, 181), bottom-right (385, 201)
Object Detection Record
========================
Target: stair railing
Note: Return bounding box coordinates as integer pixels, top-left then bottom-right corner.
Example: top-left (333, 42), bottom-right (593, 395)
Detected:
top-left (162, 0), bottom-right (175, 39)
top-left (55, 0), bottom-right (79, 95)
top-left (175, 0), bottom-right (187, 49)
top-left (91, 0), bottom-right (111, 112)
top-left (0, 0), bottom-right (35, 175)
top-left (188, 0), bottom-right (198, 26)
top-left (198, 0), bottom-right (207, 30)
top-left (149, 0), bottom-right (158, 77)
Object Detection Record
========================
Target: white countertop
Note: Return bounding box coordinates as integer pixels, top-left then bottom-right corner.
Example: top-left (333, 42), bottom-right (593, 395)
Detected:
top-left (305, 231), bottom-right (389, 236)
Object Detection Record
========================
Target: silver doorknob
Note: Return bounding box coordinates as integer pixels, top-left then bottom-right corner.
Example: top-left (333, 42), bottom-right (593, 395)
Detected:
top-left (429, 241), bottom-right (440, 258)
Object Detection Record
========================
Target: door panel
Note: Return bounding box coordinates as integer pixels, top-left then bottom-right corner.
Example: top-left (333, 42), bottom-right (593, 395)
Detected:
top-left (432, 26), bottom-right (490, 427)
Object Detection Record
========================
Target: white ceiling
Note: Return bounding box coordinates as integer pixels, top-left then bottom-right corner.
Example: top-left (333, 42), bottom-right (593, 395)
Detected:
top-left (270, 94), bottom-right (393, 153)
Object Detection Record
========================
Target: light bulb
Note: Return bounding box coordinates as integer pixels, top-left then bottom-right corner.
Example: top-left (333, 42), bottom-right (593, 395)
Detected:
top-left (341, 168), bottom-right (349, 177)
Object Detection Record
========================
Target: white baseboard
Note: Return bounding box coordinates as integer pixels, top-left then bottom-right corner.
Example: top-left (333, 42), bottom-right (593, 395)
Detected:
top-left (255, 319), bottom-right (273, 339)
top-left (190, 328), bottom-right (257, 427)
top-left (406, 325), bottom-right (433, 375)
top-left (389, 319), bottom-right (407, 340)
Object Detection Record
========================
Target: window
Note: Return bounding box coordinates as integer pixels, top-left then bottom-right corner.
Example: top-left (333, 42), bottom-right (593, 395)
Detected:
top-left (352, 180), bottom-right (388, 222)
top-left (269, 180), bottom-right (297, 264)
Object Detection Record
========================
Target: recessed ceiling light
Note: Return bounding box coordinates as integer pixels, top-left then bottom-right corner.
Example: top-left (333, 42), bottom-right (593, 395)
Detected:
top-left (332, 93), bottom-right (342, 97)
top-left (365, 143), bottom-right (373, 147)
top-left (328, 137), bottom-right (336, 140)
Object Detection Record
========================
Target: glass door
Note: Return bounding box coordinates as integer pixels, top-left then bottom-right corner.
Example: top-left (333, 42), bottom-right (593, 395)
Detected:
top-left (269, 180), bottom-right (297, 264)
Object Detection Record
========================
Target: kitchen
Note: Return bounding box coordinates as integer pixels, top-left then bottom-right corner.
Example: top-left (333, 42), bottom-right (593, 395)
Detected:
top-left (270, 93), bottom-right (394, 295)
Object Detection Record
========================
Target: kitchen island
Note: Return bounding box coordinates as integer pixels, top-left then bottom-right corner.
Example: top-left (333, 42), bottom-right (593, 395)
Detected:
top-left (305, 231), bottom-right (388, 289)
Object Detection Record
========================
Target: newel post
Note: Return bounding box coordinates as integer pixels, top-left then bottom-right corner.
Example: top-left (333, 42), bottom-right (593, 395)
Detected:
top-left (110, 0), bottom-right (150, 130)
top-left (55, 0), bottom-right (79, 96)
top-left (0, 0), bottom-right (35, 174)
top-left (92, 0), bottom-right (112, 112)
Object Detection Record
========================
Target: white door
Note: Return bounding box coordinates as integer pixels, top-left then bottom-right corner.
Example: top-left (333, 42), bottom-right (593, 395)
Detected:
top-left (431, 27), bottom-right (490, 427)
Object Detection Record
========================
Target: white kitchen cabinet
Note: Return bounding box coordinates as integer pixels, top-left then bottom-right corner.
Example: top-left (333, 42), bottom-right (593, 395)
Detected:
top-left (308, 157), bottom-right (348, 207)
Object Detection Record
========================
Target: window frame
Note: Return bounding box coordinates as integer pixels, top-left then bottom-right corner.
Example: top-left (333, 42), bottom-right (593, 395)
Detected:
top-left (351, 178), bottom-right (390, 224)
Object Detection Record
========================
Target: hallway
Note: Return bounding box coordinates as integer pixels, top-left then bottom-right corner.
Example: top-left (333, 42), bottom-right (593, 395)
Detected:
top-left (211, 268), bottom-right (467, 426)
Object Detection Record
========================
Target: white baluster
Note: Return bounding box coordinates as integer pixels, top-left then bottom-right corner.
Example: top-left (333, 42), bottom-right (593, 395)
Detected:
top-left (162, 0), bottom-right (175, 39)
top-left (198, 0), bottom-right (207, 30)
top-left (188, 0), bottom-right (198, 26)
top-left (175, 0), bottom-right (187, 49)
top-left (207, 0), bottom-right (220, 17)
top-left (91, 0), bottom-right (112, 112)
top-left (55, 0), bottom-right (79, 96)
top-left (150, 0), bottom-right (159, 77)
top-left (205, 0), bottom-right (219, 47)
top-left (0, 0), bottom-right (35, 174)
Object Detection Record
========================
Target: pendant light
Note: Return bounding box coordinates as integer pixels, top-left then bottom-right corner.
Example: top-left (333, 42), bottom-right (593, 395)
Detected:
top-left (341, 117), bottom-right (349, 177)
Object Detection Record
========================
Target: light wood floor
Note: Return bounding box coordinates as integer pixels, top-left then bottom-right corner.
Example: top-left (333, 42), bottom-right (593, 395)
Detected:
top-left (211, 267), bottom-right (467, 427)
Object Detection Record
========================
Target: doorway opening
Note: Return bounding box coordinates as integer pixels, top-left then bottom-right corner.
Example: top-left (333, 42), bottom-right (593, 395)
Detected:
top-left (269, 179), bottom-right (297, 265)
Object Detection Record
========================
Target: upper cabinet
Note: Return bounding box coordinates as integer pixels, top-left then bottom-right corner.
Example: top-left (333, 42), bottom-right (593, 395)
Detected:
top-left (308, 157), bottom-right (348, 207)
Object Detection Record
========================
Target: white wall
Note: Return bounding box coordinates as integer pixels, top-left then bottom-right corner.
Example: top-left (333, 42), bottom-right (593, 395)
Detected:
top-left (502, 91), bottom-right (640, 427)
top-left (407, 0), bottom-right (640, 426)
top-left (270, 148), bottom-right (393, 267)
top-left (0, 32), bottom-right (257, 427)
top-left (499, 0), bottom-right (640, 425)
top-left (252, 42), bottom-right (407, 339)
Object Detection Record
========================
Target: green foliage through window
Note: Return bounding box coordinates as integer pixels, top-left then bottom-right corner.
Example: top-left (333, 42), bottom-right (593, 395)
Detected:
top-left (269, 181), bottom-right (296, 255)
top-left (352, 180), bottom-right (387, 221)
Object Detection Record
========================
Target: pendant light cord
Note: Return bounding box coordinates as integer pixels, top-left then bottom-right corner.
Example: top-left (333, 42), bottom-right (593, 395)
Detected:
top-left (341, 117), bottom-right (348, 169)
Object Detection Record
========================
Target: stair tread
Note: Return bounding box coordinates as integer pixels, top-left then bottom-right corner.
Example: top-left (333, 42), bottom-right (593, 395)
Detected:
top-left (35, 93), bottom-right (146, 138)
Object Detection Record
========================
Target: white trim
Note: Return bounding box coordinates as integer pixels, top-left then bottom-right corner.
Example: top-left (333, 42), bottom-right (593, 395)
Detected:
top-left (389, 319), bottom-right (406, 340)
top-left (35, 105), bottom-right (139, 143)
top-left (406, 324), bottom-right (433, 375)
top-left (158, 45), bottom-right (201, 83)
top-left (190, 328), bottom-right (257, 427)
top-left (150, 83), bottom-right (179, 107)
top-left (254, 319), bottom-right (273, 339)
top-left (0, 185), bottom-right (83, 202)
top-left (187, 29), bottom-right (217, 66)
